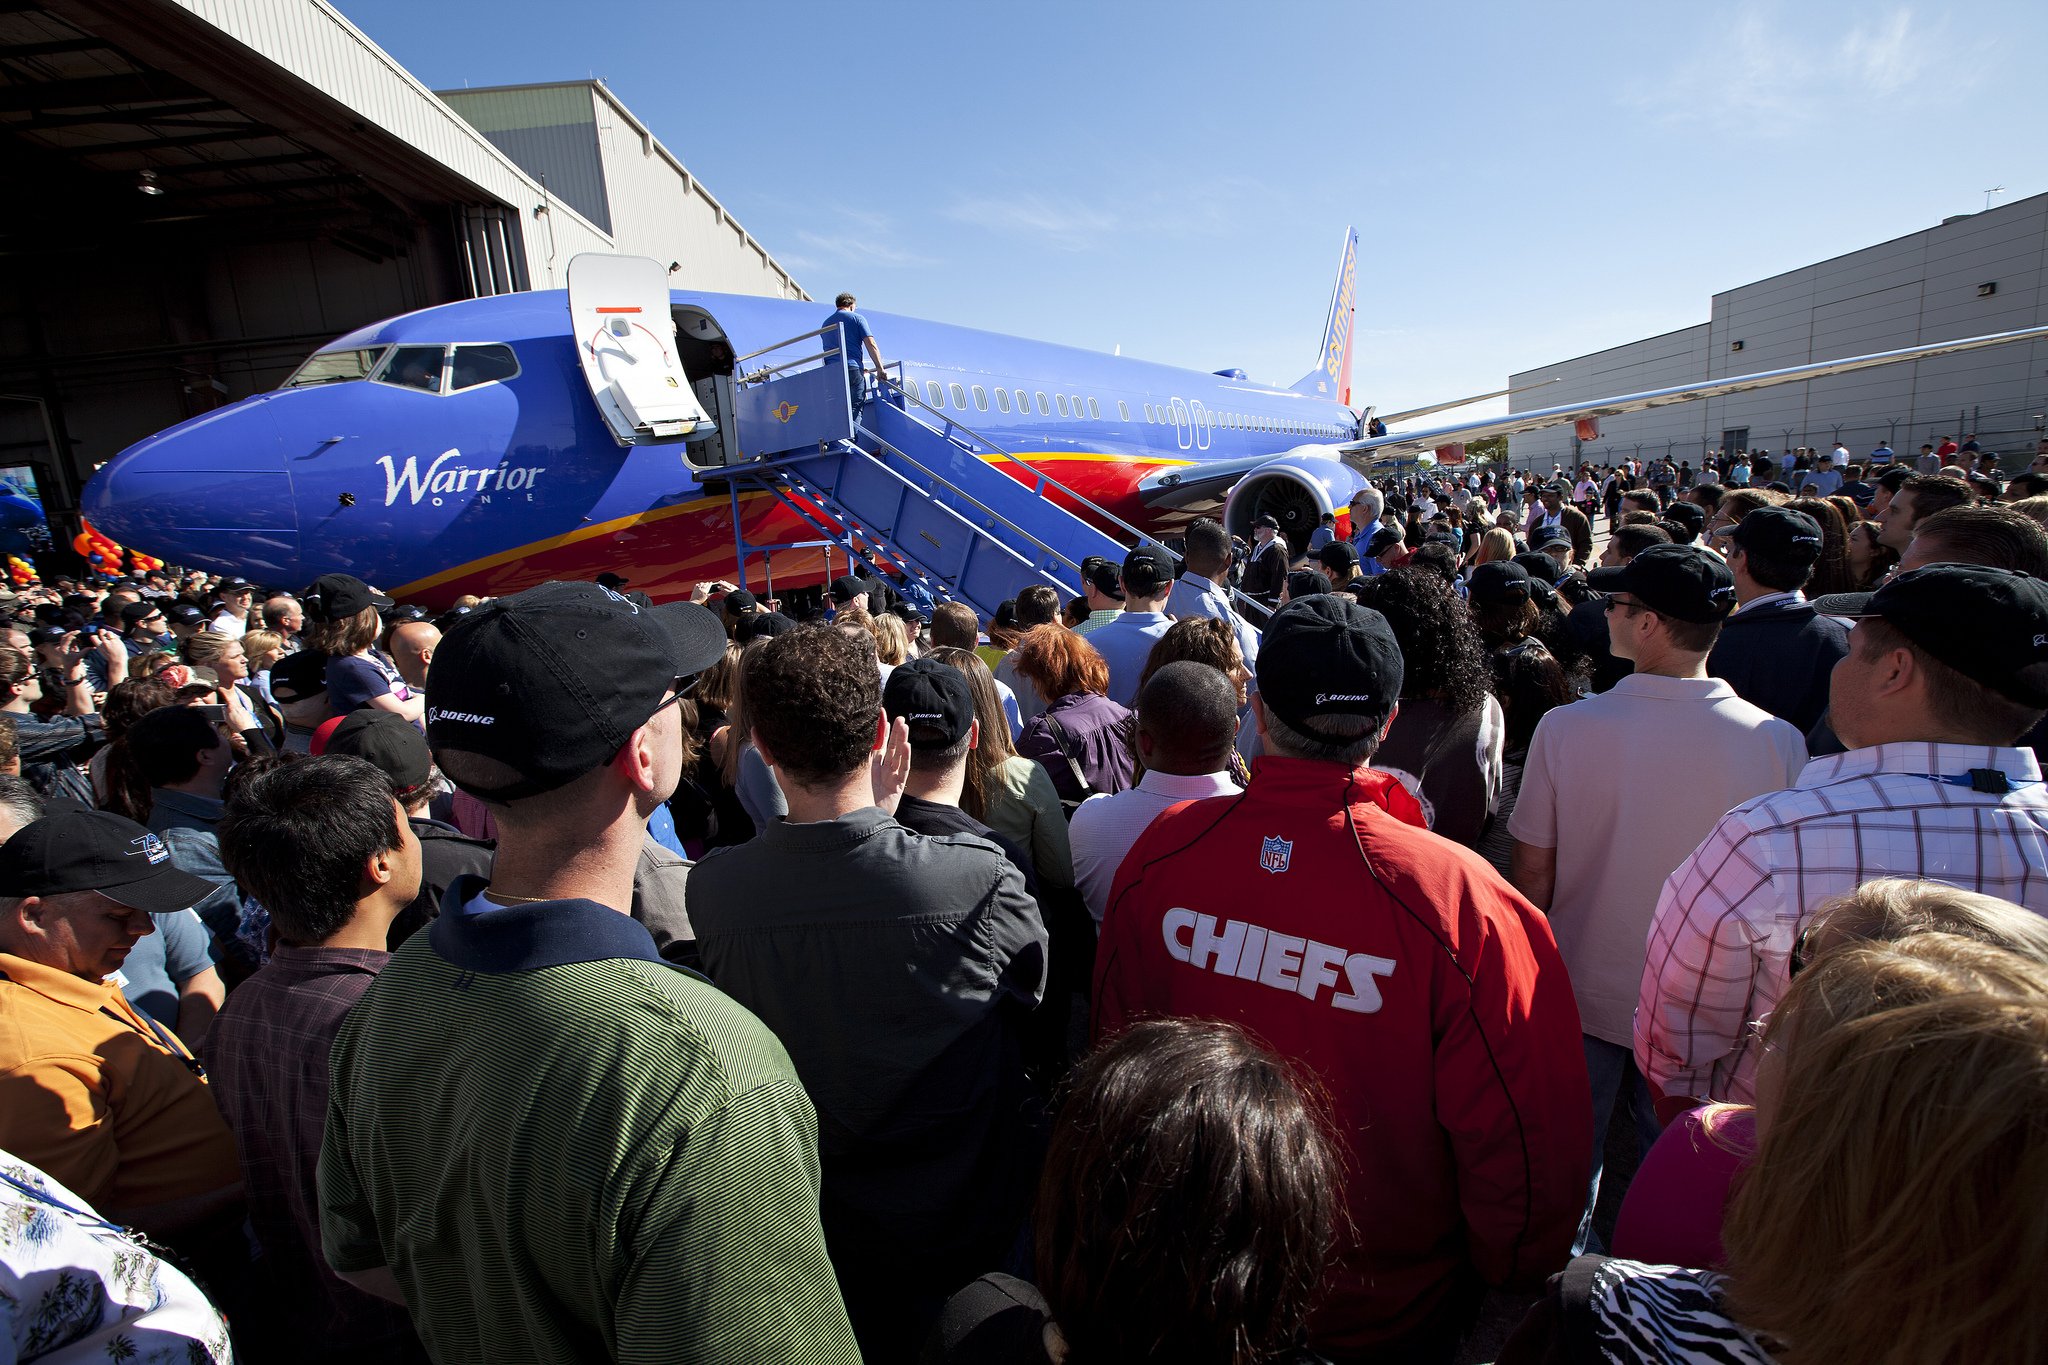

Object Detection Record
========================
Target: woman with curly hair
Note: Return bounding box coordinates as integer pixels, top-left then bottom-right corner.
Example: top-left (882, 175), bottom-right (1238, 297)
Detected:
top-left (1350, 567), bottom-right (1505, 847)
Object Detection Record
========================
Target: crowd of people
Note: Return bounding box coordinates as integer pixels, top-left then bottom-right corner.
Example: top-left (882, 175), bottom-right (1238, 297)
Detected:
top-left (2, 429), bottom-right (2047, 1365)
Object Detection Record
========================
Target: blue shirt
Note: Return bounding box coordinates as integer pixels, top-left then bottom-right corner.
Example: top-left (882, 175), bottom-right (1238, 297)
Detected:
top-left (1166, 572), bottom-right (1261, 669)
top-left (1871, 445), bottom-right (1894, 463)
top-left (825, 308), bottom-right (873, 367)
top-left (116, 908), bottom-right (215, 1031)
top-left (1087, 611), bottom-right (1175, 707)
top-left (1307, 526), bottom-right (1335, 552)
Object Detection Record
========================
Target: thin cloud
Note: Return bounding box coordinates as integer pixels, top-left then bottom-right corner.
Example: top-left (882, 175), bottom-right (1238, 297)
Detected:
top-left (791, 205), bottom-right (934, 269)
top-left (945, 192), bottom-right (1119, 250)
top-left (1627, 5), bottom-right (1959, 135)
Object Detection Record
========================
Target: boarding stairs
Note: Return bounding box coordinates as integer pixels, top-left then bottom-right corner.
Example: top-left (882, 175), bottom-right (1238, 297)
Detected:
top-left (711, 324), bottom-right (1156, 620)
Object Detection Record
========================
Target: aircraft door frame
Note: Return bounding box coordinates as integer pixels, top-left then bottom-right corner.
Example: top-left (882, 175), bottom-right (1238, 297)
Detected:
top-left (1186, 398), bottom-right (1212, 451)
top-left (1169, 397), bottom-right (1192, 451)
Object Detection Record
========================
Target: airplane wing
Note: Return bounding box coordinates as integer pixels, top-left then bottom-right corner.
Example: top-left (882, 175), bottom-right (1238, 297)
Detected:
top-left (1339, 323), bottom-right (2048, 466)
top-left (1372, 375), bottom-right (1562, 426)
top-left (1136, 453), bottom-right (1286, 509)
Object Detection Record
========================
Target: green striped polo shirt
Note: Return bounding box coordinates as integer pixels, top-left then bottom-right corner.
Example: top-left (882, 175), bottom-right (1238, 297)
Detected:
top-left (318, 877), bottom-right (860, 1364)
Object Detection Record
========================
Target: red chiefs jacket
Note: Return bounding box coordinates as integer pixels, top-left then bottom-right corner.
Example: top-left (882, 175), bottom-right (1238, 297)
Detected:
top-left (1093, 757), bottom-right (1590, 1355)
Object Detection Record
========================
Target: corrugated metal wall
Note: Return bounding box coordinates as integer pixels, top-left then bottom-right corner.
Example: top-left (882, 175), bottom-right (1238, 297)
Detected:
top-left (1508, 192), bottom-right (2048, 471)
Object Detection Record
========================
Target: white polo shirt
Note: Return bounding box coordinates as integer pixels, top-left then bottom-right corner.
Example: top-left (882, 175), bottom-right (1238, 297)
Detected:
top-left (1507, 673), bottom-right (1805, 1046)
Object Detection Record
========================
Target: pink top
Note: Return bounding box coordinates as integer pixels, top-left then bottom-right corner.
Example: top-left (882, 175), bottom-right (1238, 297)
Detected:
top-left (1611, 1104), bottom-right (1756, 1269)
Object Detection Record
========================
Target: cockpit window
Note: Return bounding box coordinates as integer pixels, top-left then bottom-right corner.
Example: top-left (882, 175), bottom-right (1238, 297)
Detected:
top-left (282, 346), bottom-right (387, 388)
top-left (376, 346), bottom-right (447, 394)
top-left (449, 344), bottom-right (520, 391)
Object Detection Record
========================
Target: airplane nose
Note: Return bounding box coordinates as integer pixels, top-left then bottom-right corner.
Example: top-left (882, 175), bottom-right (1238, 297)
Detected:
top-left (83, 399), bottom-right (302, 583)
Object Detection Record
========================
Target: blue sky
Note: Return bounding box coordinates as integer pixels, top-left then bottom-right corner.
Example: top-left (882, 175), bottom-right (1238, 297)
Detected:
top-left (336, 0), bottom-right (2044, 421)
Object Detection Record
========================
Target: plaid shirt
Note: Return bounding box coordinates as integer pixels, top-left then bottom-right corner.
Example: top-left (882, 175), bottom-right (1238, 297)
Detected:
top-left (201, 944), bottom-right (426, 1362)
top-left (1634, 742), bottom-right (2048, 1105)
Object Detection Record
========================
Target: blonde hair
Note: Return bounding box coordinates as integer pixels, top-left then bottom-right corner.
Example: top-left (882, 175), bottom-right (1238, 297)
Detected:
top-left (1723, 934), bottom-right (2048, 1365)
top-left (868, 612), bottom-right (909, 667)
top-left (1472, 527), bottom-right (1516, 566)
top-left (2007, 494), bottom-right (2048, 534)
top-left (242, 630), bottom-right (285, 672)
top-left (1800, 877), bottom-right (2048, 968)
top-left (928, 646), bottom-right (1012, 821)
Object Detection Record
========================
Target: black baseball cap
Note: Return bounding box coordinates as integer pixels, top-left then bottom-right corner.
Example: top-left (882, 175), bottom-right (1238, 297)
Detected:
top-left (722, 589), bottom-right (759, 614)
top-left (595, 572), bottom-right (630, 592)
top-left (1255, 595), bottom-right (1404, 738)
top-left (384, 603), bottom-right (431, 624)
top-left (1085, 558), bottom-right (1125, 601)
top-left (1661, 501), bottom-right (1706, 534)
top-left (1513, 551), bottom-right (1570, 587)
top-left (1316, 539), bottom-right (1361, 575)
top-left (1531, 524), bottom-right (1573, 552)
top-left (0, 809), bottom-right (218, 914)
top-left (882, 656), bottom-right (976, 750)
top-left (426, 582), bottom-right (728, 800)
top-left (301, 573), bottom-right (393, 622)
top-left (736, 610), bottom-right (795, 642)
top-left (1469, 561), bottom-right (1532, 607)
top-left (1252, 513), bottom-right (1281, 531)
top-left (1286, 568), bottom-right (1332, 600)
top-left (217, 577), bottom-right (255, 595)
top-left (1122, 543), bottom-right (1177, 595)
top-left (828, 575), bottom-right (867, 604)
top-left (1588, 544), bottom-right (1738, 623)
top-left (165, 604), bottom-right (205, 627)
top-left (267, 648), bottom-right (329, 704)
top-left (27, 625), bottom-right (68, 646)
top-left (119, 601), bottom-right (164, 625)
top-left (325, 710), bottom-right (433, 791)
top-left (1364, 527), bottom-right (1405, 559)
top-left (1730, 507), bottom-right (1824, 566)
top-left (1844, 565), bottom-right (2048, 706)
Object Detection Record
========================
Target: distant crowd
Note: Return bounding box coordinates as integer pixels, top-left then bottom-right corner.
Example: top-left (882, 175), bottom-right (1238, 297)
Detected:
top-left (2, 426), bottom-right (2047, 1364)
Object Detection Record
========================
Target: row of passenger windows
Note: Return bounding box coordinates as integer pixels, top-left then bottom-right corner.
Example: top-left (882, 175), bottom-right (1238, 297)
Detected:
top-left (910, 376), bottom-right (1347, 439)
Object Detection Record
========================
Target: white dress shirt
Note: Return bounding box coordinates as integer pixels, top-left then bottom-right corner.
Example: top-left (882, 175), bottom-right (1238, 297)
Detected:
top-left (1069, 768), bottom-right (1239, 921)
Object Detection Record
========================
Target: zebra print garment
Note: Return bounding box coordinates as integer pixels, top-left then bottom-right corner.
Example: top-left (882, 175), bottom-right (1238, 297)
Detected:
top-left (1584, 1257), bottom-right (1777, 1364)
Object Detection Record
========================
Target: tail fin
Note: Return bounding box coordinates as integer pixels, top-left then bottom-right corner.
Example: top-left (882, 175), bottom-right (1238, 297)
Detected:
top-left (1291, 226), bottom-right (1358, 406)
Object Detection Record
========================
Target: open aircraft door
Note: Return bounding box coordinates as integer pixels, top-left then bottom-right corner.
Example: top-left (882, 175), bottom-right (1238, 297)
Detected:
top-left (567, 254), bottom-right (716, 446)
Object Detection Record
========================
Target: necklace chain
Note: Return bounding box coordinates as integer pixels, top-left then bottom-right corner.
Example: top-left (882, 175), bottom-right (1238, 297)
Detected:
top-left (483, 886), bottom-right (551, 904)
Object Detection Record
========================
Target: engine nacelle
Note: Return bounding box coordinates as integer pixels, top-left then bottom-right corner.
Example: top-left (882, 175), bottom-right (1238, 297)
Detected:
top-left (1220, 446), bottom-right (1369, 554)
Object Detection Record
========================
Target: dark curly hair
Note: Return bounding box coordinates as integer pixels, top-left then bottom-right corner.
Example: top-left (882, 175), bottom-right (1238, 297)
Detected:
top-left (1035, 1019), bottom-right (1341, 1365)
top-left (1350, 567), bottom-right (1493, 716)
top-left (743, 624), bottom-right (880, 786)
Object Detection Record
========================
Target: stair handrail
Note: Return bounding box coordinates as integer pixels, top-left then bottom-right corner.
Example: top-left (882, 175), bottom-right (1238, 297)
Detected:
top-left (877, 387), bottom-right (1272, 625)
top-left (733, 324), bottom-right (842, 387)
top-left (773, 423), bottom-right (1086, 582)
top-left (881, 384), bottom-right (1165, 552)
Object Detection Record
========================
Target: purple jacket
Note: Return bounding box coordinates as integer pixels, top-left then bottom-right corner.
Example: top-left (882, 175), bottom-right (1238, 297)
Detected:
top-left (1016, 690), bottom-right (1135, 803)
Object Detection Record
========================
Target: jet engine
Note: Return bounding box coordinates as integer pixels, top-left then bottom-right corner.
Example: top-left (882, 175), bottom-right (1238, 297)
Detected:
top-left (1220, 446), bottom-right (1370, 554)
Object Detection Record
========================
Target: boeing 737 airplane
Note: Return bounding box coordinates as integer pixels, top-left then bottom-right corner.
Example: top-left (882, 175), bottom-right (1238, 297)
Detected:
top-left (80, 230), bottom-right (2048, 608)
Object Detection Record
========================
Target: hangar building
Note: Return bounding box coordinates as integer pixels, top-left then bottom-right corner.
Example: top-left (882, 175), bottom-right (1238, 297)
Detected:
top-left (1506, 190), bottom-right (2048, 473)
top-left (0, 0), bottom-right (803, 538)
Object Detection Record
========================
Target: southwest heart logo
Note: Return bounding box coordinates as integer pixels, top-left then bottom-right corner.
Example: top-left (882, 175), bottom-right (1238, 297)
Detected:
top-left (774, 401), bottom-right (800, 423)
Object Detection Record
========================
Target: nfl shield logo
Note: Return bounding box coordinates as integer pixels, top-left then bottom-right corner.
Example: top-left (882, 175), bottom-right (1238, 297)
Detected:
top-left (1259, 835), bottom-right (1293, 875)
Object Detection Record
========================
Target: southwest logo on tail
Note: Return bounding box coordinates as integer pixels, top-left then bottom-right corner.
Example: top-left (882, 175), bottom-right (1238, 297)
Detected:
top-left (1294, 227), bottom-right (1358, 407)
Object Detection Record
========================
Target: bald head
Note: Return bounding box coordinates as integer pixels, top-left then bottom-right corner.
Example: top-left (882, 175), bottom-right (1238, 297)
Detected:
top-left (1135, 661), bottom-right (1238, 775)
top-left (388, 621), bottom-right (441, 689)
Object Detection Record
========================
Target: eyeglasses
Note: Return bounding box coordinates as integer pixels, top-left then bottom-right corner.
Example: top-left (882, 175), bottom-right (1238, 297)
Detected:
top-left (647, 673), bottom-right (701, 719)
top-left (1602, 595), bottom-right (1643, 615)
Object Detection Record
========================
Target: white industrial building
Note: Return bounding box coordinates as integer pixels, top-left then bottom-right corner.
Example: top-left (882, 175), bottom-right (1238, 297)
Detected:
top-left (1507, 191), bottom-right (2048, 473)
top-left (0, 0), bottom-right (802, 526)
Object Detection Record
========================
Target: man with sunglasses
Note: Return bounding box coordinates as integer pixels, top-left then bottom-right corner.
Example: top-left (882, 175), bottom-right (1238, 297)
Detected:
top-left (319, 581), bottom-right (859, 1363)
top-left (1638, 565), bottom-right (2048, 1125)
top-left (1509, 545), bottom-right (1804, 1253)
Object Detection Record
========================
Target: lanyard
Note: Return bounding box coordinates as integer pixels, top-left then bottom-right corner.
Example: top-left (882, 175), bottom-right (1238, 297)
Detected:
top-left (1902, 769), bottom-right (2037, 795)
top-left (100, 1002), bottom-right (207, 1079)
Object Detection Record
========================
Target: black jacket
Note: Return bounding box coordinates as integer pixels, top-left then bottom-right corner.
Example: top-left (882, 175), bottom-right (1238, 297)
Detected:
top-left (389, 817), bottom-right (495, 948)
top-left (1708, 597), bottom-right (1848, 734)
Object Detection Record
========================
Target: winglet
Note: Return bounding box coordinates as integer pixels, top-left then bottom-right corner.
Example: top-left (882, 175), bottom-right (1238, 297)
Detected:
top-left (1292, 227), bottom-right (1358, 406)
